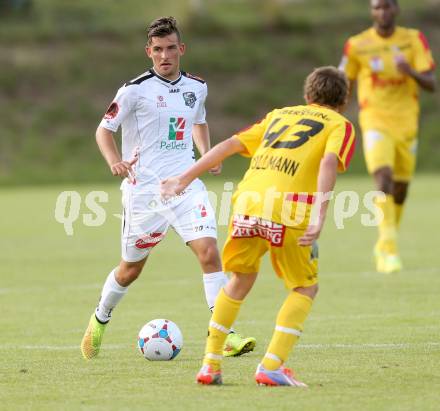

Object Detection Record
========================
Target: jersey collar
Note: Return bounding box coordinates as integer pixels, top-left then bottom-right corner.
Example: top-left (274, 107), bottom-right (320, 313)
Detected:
top-left (150, 68), bottom-right (182, 85)
top-left (370, 26), bottom-right (400, 42)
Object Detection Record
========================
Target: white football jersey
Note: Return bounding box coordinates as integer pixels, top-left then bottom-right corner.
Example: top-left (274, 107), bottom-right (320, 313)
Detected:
top-left (99, 69), bottom-right (208, 192)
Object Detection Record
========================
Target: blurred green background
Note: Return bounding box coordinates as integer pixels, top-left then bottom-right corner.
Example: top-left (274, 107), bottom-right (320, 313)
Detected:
top-left (1, 0), bottom-right (439, 185)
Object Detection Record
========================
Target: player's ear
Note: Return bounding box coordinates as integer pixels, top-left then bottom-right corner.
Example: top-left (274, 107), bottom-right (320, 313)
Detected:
top-left (179, 42), bottom-right (186, 56)
top-left (145, 45), bottom-right (152, 58)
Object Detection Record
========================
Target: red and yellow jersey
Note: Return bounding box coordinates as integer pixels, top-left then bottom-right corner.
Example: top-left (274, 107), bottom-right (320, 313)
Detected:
top-left (232, 104), bottom-right (356, 227)
top-left (340, 27), bottom-right (435, 128)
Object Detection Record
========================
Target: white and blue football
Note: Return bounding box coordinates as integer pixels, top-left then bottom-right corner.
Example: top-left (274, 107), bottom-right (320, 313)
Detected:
top-left (137, 319), bottom-right (183, 361)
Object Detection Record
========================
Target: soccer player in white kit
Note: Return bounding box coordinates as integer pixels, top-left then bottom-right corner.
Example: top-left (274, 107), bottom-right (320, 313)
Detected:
top-left (80, 17), bottom-right (256, 359)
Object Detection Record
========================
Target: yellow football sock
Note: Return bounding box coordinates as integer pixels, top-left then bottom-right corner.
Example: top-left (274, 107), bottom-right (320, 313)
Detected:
top-left (262, 291), bottom-right (313, 371)
top-left (204, 288), bottom-right (243, 370)
top-left (375, 194), bottom-right (397, 254)
top-left (394, 202), bottom-right (404, 228)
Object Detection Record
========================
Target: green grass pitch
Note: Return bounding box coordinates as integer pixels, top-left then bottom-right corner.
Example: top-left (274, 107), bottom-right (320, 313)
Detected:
top-left (1, 175), bottom-right (440, 410)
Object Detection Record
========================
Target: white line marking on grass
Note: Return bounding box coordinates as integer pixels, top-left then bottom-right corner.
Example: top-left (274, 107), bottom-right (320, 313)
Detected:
top-left (298, 342), bottom-right (440, 349)
top-left (242, 311), bottom-right (440, 325)
top-left (1, 268), bottom-right (439, 295)
top-left (311, 312), bottom-right (440, 321)
top-left (0, 344), bottom-right (129, 350)
top-left (324, 267), bottom-right (439, 276)
top-left (0, 342), bottom-right (438, 351)
top-left (0, 284), bottom-right (102, 294)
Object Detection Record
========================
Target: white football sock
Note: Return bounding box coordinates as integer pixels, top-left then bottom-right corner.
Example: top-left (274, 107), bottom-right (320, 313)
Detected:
top-left (203, 271), bottom-right (229, 311)
top-left (203, 271), bottom-right (235, 334)
top-left (95, 268), bottom-right (128, 323)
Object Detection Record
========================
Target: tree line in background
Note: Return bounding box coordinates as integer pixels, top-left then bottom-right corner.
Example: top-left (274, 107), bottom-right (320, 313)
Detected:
top-left (0, 0), bottom-right (438, 184)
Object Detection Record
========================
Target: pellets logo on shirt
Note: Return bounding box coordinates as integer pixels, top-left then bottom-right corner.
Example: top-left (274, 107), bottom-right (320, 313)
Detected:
top-left (160, 117), bottom-right (188, 150)
top-left (168, 117), bottom-right (186, 140)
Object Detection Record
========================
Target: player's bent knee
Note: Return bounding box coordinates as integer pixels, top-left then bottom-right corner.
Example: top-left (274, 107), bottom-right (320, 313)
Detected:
top-left (117, 261), bottom-right (145, 286)
top-left (197, 243), bottom-right (221, 268)
top-left (373, 167), bottom-right (393, 193)
top-left (393, 182), bottom-right (409, 204)
top-left (225, 272), bottom-right (257, 300)
top-left (294, 283), bottom-right (319, 300)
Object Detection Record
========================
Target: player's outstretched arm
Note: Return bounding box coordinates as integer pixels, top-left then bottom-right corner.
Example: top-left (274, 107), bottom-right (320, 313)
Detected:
top-left (96, 126), bottom-right (137, 183)
top-left (298, 152), bottom-right (339, 246)
top-left (161, 136), bottom-right (245, 198)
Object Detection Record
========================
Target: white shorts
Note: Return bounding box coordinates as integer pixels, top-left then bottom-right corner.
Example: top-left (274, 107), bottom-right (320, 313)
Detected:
top-left (121, 186), bottom-right (217, 262)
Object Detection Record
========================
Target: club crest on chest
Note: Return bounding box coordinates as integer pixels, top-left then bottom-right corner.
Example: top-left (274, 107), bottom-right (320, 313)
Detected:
top-left (183, 92), bottom-right (197, 108)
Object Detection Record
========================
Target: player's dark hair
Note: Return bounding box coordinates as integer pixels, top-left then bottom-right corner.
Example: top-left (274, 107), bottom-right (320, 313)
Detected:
top-left (304, 66), bottom-right (349, 109)
top-left (147, 16), bottom-right (181, 44)
top-left (371, 0), bottom-right (398, 6)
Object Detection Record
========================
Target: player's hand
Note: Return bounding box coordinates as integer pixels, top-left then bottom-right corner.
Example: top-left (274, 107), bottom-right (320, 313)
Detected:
top-left (394, 54), bottom-right (412, 76)
top-left (160, 176), bottom-right (185, 200)
top-left (110, 155), bottom-right (138, 184)
top-left (298, 222), bottom-right (323, 247)
top-left (209, 163), bottom-right (222, 176)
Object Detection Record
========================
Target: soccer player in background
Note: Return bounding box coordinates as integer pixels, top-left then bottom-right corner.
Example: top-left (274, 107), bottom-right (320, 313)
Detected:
top-left (80, 17), bottom-right (255, 360)
top-left (161, 67), bottom-right (356, 386)
top-left (339, 0), bottom-right (436, 273)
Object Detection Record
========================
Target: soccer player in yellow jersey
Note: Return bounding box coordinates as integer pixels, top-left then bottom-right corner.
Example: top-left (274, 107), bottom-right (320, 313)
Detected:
top-left (161, 67), bottom-right (355, 386)
top-left (339, 0), bottom-right (436, 273)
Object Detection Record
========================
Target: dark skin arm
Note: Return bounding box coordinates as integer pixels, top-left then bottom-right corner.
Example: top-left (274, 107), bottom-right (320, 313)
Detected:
top-left (395, 55), bottom-right (436, 92)
top-left (346, 62), bottom-right (436, 96)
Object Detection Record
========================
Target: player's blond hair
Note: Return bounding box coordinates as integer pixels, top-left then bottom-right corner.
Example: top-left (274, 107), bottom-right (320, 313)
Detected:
top-left (147, 17), bottom-right (181, 45)
top-left (304, 66), bottom-right (349, 109)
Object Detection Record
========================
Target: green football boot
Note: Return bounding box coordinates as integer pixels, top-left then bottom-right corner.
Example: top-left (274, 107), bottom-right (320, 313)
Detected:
top-left (80, 314), bottom-right (107, 360)
top-left (223, 332), bottom-right (256, 357)
top-left (374, 245), bottom-right (402, 274)
top-left (382, 254), bottom-right (403, 274)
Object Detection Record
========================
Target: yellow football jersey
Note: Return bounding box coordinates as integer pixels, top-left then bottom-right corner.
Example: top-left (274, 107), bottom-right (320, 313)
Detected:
top-left (340, 27), bottom-right (435, 129)
top-left (232, 104), bottom-right (356, 227)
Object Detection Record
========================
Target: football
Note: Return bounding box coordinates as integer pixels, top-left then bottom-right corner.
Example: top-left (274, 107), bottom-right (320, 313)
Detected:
top-left (137, 319), bottom-right (183, 361)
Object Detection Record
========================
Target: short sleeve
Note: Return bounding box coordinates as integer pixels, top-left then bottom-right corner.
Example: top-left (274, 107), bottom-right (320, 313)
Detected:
top-left (412, 31), bottom-right (436, 73)
top-left (324, 120), bottom-right (356, 172)
top-left (194, 83), bottom-right (208, 124)
top-left (98, 84), bottom-right (138, 132)
top-left (339, 39), bottom-right (360, 81)
top-left (234, 112), bottom-right (273, 157)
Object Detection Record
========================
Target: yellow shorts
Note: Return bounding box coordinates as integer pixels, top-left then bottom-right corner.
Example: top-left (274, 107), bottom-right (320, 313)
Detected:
top-left (222, 214), bottom-right (318, 290)
top-left (360, 117), bottom-right (418, 182)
